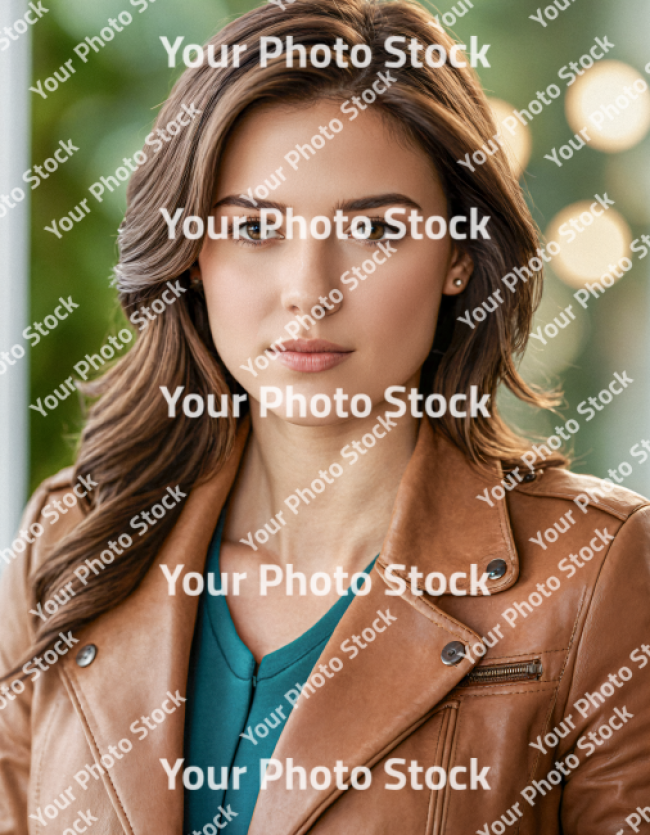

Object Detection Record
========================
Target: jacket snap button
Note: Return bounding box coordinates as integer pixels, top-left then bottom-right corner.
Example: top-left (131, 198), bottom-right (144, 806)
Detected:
top-left (521, 471), bottom-right (537, 483)
top-left (441, 641), bottom-right (466, 666)
top-left (487, 559), bottom-right (507, 580)
top-left (76, 645), bottom-right (97, 668)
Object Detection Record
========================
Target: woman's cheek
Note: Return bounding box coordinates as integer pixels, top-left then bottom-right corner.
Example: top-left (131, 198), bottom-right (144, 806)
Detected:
top-left (369, 251), bottom-right (444, 347)
top-left (200, 255), bottom-right (272, 367)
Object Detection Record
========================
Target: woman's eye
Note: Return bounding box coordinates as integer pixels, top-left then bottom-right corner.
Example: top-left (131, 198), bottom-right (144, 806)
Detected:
top-left (234, 219), bottom-right (283, 243)
top-left (240, 220), bottom-right (263, 241)
top-left (357, 218), bottom-right (398, 242)
top-left (367, 221), bottom-right (388, 241)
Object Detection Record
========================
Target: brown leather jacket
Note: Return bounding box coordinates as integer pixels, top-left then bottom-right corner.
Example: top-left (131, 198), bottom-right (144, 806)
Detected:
top-left (2, 418), bottom-right (650, 834)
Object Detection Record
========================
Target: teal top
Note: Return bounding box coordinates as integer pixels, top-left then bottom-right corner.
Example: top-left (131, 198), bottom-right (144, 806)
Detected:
top-left (184, 509), bottom-right (377, 835)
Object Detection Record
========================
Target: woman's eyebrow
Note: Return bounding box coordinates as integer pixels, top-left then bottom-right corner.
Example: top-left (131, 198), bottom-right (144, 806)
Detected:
top-left (213, 195), bottom-right (286, 210)
top-left (212, 193), bottom-right (422, 212)
top-left (337, 194), bottom-right (422, 211)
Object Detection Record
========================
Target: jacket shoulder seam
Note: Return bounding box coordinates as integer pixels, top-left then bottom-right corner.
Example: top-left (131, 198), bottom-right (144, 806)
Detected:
top-left (517, 486), bottom-right (648, 521)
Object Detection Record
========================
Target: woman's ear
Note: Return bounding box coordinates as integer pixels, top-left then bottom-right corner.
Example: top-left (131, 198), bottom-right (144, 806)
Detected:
top-left (442, 245), bottom-right (474, 296)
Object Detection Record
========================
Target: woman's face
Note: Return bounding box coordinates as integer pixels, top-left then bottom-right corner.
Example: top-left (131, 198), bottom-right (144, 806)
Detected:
top-left (198, 99), bottom-right (472, 424)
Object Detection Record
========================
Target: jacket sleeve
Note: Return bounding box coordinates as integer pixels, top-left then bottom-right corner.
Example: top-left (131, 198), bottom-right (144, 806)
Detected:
top-left (559, 504), bottom-right (650, 834)
top-left (0, 483), bottom-right (51, 835)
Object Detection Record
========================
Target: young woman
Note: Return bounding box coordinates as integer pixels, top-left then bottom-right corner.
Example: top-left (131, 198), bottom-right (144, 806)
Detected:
top-left (1, 1), bottom-right (649, 833)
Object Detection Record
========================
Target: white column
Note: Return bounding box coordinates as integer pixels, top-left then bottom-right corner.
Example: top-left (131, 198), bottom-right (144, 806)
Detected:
top-left (0, 0), bottom-right (30, 561)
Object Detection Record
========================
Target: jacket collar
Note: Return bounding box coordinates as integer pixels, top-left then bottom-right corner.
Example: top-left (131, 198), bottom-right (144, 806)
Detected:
top-left (58, 416), bottom-right (518, 834)
top-left (379, 419), bottom-right (519, 595)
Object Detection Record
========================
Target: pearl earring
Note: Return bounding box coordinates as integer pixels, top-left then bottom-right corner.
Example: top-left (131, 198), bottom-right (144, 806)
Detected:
top-left (453, 278), bottom-right (464, 287)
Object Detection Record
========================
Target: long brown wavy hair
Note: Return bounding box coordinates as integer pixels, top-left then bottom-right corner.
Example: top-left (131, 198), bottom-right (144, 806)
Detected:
top-left (10, 0), bottom-right (566, 677)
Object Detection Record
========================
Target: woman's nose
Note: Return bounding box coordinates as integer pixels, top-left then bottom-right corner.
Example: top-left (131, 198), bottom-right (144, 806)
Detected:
top-left (280, 238), bottom-right (343, 319)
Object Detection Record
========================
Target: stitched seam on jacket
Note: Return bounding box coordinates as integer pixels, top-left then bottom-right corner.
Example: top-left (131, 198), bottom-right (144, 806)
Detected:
top-left (459, 685), bottom-right (556, 699)
top-left (440, 700), bottom-right (461, 834)
top-left (60, 665), bottom-right (135, 834)
top-left (516, 487), bottom-right (648, 520)
top-left (455, 677), bottom-right (561, 692)
top-left (555, 587), bottom-right (588, 696)
top-left (377, 564), bottom-right (480, 640)
top-left (497, 482), bottom-right (517, 563)
top-left (498, 591), bottom-right (583, 814)
top-left (480, 648), bottom-right (568, 661)
top-left (523, 594), bottom-right (584, 793)
top-left (33, 698), bottom-right (60, 835)
top-left (425, 711), bottom-right (446, 835)
top-left (299, 703), bottom-right (459, 830)
top-left (407, 593), bottom-right (480, 639)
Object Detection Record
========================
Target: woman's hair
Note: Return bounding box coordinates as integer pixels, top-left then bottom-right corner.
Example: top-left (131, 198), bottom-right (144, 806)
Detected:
top-left (10, 0), bottom-right (565, 677)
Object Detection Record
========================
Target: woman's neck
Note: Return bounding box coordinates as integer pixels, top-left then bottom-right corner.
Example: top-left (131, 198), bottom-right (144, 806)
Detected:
top-left (224, 403), bottom-right (420, 577)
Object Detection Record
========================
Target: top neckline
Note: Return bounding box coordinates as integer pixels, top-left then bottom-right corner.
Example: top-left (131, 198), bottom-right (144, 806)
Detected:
top-left (202, 507), bottom-right (378, 682)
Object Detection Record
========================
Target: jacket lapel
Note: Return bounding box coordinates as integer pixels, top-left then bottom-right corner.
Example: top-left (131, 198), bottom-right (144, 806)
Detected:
top-left (57, 419), bottom-right (250, 835)
top-left (248, 567), bottom-right (482, 835)
top-left (249, 419), bottom-right (519, 835)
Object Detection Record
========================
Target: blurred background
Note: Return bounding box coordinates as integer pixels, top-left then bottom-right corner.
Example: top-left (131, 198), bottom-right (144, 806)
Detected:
top-left (0, 0), bottom-right (649, 547)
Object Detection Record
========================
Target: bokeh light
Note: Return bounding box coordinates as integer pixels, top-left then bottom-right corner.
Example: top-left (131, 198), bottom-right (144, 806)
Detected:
top-left (488, 97), bottom-right (532, 177)
top-left (566, 61), bottom-right (650, 153)
top-left (545, 202), bottom-right (632, 288)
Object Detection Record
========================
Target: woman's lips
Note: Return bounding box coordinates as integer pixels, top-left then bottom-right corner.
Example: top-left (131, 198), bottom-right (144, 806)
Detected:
top-left (275, 339), bottom-right (353, 373)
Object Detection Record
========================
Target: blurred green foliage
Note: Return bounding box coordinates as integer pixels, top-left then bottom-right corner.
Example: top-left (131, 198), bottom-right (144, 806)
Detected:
top-left (29, 0), bottom-right (650, 495)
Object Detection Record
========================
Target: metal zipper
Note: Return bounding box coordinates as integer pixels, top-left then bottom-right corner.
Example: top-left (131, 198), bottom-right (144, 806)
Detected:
top-left (459, 659), bottom-right (543, 687)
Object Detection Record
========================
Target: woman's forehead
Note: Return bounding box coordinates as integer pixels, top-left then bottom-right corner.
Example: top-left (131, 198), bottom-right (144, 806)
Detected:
top-left (216, 100), bottom-right (443, 207)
